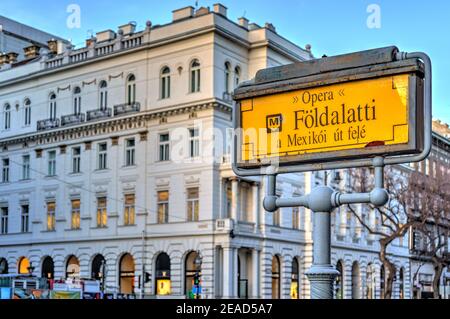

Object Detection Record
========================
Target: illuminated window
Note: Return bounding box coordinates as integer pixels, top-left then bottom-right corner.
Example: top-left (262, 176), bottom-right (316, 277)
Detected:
top-left (291, 258), bottom-right (299, 299)
top-left (119, 254), bottom-right (135, 295)
top-left (47, 201), bottom-right (56, 231)
top-left (71, 199), bottom-right (80, 230)
top-left (124, 194), bottom-right (135, 226)
top-left (18, 257), bottom-right (30, 275)
top-left (66, 255), bottom-right (80, 279)
top-left (96, 197), bottom-right (107, 228)
top-left (187, 188), bottom-right (199, 222)
top-left (271, 256), bottom-right (281, 299)
top-left (155, 253), bottom-right (171, 295)
top-left (157, 191), bottom-right (169, 224)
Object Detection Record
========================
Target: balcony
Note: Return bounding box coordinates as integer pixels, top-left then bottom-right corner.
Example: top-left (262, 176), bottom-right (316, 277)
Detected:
top-left (61, 113), bottom-right (85, 127)
top-left (86, 108), bottom-right (112, 122)
top-left (37, 119), bottom-right (60, 131)
top-left (114, 102), bottom-right (140, 116)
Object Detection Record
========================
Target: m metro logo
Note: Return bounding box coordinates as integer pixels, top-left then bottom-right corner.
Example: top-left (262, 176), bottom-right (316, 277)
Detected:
top-left (266, 114), bottom-right (282, 133)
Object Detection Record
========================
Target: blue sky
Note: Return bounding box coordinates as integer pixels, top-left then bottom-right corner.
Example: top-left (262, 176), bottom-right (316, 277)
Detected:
top-left (1, 0), bottom-right (449, 122)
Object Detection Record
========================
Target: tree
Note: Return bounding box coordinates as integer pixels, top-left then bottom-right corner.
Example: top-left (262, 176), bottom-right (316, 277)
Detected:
top-left (346, 166), bottom-right (432, 299)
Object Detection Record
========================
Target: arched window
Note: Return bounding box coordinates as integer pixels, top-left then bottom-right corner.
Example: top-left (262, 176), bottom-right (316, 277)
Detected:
top-left (291, 257), bottom-right (300, 299)
top-left (91, 254), bottom-right (106, 280)
top-left (49, 93), bottom-right (57, 120)
top-left (41, 256), bottom-right (54, 280)
top-left (0, 258), bottom-right (8, 274)
top-left (155, 252), bottom-right (171, 295)
top-left (24, 99), bottom-right (31, 126)
top-left (190, 59), bottom-right (201, 93)
top-left (366, 263), bottom-right (374, 299)
top-left (18, 257), bottom-right (30, 275)
top-left (184, 251), bottom-right (201, 298)
top-left (224, 62), bottom-right (231, 93)
top-left (73, 87), bottom-right (81, 115)
top-left (126, 74), bottom-right (136, 105)
top-left (119, 253), bottom-right (135, 295)
top-left (380, 265), bottom-right (385, 299)
top-left (66, 255), bottom-right (80, 279)
top-left (271, 255), bottom-right (281, 299)
top-left (99, 81), bottom-right (108, 110)
top-left (234, 66), bottom-right (241, 88)
top-left (351, 261), bottom-right (361, 299)
top-left (160, 67), bottom-right (171, 99)
top-left (335, 260), bottom-right (344, 299)
top-left (399, 267), bottom-right (404, 299)
top-left (3, 103), bottom-right (11, 130)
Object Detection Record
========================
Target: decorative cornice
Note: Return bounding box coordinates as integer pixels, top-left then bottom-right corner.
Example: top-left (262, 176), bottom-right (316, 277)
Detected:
top-left (82, 79), bottom-right (97, 87)
top-left (57, 85), bottom-right (71, 93)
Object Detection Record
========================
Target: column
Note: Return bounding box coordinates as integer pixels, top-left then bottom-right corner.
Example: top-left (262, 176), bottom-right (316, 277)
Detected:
top-left (252, 183), bottom-right (260, 230)
top-left (222, 246), bottom-right (234, 298)
top-left (230, 178), bottom-right (240, 221)
top-left (251, 249), bottom-right (260, 298)
top-left (233, 247), bottom-right (239, 298)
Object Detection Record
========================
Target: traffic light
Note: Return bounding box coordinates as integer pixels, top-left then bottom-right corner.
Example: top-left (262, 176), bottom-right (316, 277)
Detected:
top-left (194, 273), bottom-right (200, 286)
top-left (144, 272), bottom-right (151, 283)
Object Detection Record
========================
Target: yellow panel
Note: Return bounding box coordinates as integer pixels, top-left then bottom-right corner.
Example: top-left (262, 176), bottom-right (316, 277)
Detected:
top-left (240, 74), bottom-right (410, 161)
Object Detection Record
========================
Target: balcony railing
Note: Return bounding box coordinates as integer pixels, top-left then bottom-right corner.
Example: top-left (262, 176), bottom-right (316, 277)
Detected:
top-left (37, 118), bottom-right (60, 131)
top-left (61, 113), bottom-right (85, 126)
top-left (114, 102), bottom-right (141, 116)
top-left (86, 108), bottom-right (112, 122)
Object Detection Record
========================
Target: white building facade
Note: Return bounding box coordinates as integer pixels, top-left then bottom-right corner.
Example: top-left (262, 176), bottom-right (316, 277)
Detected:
top-left (0, 4), bottom-right (411, 299)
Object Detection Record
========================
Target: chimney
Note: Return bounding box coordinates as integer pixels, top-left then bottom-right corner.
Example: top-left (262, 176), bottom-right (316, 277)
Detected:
top-left (195, 7), bottom-right (210, 17)
top-left (96, 30), bottom-right (116, 43)
top-left (238, 17), bottom-right (249, 29)
top-left (23, 44), bottom-right (41, 59)
top-left (118, 22), bottom-right (136, 36)
top-left (47, 39), bottom-right (58, 54)
top-left (265, 22), bottom-right (276, 33)
top-left (213, 3), bottom-right (227, 17)
top-left (86, 37), bottom-right (96, 47)
top-left (0, 53), bottom-right (9, 66)
top-left (7, 52), bottom-right (19, 64)
top-left (172, 6), bottom-right (194, 22)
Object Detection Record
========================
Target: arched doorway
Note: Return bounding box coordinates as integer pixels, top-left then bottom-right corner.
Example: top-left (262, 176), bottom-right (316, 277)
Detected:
top-left (66, 255), bottom-right (80, 279)
top-left (399, 268), bottom-right (405, 299)
top-left (0, 258), bottom-right (8, 274)
top-left (155, 252), bottom-right (171, 295)
top-left (91, 254), bottom-right (106, 280)
top-left (18, 257), bottom-right (30, 275)
top-left (119, 254), bottom-right (135, 295)
top-left (351, 262), bottom-right (361, 299)
top-left (366, 264), bottom-right (374, 299)
top-left (335, 260), bottom-right (344, 299)
top-left (184, 251), bottom-right (201, 298)
top-left (291, 258), bottom-right (300, 299)
top-left (271, 256), bottom-right (281, 299)
top-left (41, 256), bottom-right (54, 279)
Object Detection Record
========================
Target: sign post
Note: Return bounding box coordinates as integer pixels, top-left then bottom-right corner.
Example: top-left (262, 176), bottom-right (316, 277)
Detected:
top-left (232, 46), bottom-right (432, 299)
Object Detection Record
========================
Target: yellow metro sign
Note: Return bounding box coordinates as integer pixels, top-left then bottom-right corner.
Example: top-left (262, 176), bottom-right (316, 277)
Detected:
top-left (233, 47), bottom-right (425, 169)
top-left (240, 74), bottom-right (409, 162)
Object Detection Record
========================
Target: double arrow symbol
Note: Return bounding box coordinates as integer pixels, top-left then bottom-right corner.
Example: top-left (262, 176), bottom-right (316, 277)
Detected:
top-left (338, 89), bottom-right (345, 96)
top-left (293, 96), bottom-right (299, 103)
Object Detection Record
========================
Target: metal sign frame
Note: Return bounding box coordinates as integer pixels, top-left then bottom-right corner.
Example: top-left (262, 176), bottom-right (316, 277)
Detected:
top-left (232, 46), bottom-right (432, 176)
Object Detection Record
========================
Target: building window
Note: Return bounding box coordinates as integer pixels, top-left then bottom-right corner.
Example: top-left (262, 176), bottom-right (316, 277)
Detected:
top-left (226, 182), bottom-right (232, 218)
top-left (73, 86), bottom-right (81, 115)
top-left (47, 201), bottom-right (56, 231)
top-left (22, 155), bottom-right (30, 180)
top-left (234, 66), bottom-right (241, 88)
top-left (99, 81), bottom-right (108, 110)
top-left (155, 253), bottom-right (171, 295)
top-left (3, 104), bottom-right (10, 130)
top-left (72, 147), bottom-right (81, 173)
top-left (49, 93), bottom-right (57, 120)
top-left (189, 128), bottom-right (200, 158)
top-left (126, 74), bottom-right (136, 105)
top-left (292, 207), bottom-right (299, 229)
top-left (161, 67), bottom-right (171, 99)
top-left (21, 205), bottom-right (29, 233)
top-left (48, 151), bottom-right (56, 176)
top-left (2, 159), bottom-right (9, 183)
top-left (271, 256), bottom-right (281, 299)
top-left (224, 62), bottom-right (231, 93)
top-left (124, 194), bottom-right (135, 226)
top-left (159, 134), bottom-right (170, 161)
top-left (291, 258), bottom-right (299, 299)
top-left (125, 138), bottom-right (136, 166)
top-left (71, 199), bottom-right (81, 230)
top-left (24, 99), bottom-right (31, 126)
top-left (273, 208), bottom-right (280, 227)
top-left (187, 188), bottom-right (199, 222)
top-left (190, 59), bottom-right (201, 93)
top-left (98, 143), bottom-right (107, 170)
top-left (157, 191), bottom-right (169, 224)
top-left (1, 207), bottom-right (8, 234)
top-left (96, 197), bottom-right (107, 228)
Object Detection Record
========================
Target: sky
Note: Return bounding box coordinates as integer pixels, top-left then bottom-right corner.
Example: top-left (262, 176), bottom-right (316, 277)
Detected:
top-left (1, 0), bottom-right (449, 123)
